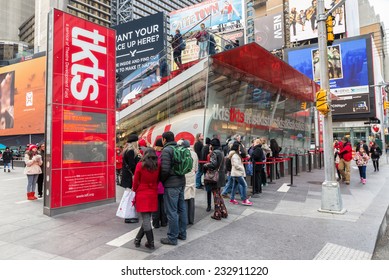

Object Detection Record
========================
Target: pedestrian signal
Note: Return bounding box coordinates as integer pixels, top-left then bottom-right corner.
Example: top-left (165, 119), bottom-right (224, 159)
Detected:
top-left (301, 102), bottom-right (307, 110)
top-left (316, 89), bottom-right (330, 115)
top-left (326, 14), bottom-right (335, 46)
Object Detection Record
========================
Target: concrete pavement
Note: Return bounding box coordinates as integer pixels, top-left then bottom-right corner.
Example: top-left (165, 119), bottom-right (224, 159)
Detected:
top-left (0, 159), bottom-right (388, 260)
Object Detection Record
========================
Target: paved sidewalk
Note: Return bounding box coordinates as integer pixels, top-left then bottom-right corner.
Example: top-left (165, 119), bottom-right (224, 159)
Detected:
top-left (0, 159), bottom-right (388, 260)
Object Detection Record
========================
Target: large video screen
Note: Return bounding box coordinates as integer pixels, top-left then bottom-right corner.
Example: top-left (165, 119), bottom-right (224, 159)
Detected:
top-left (0, 57), bottom-right (46, 135)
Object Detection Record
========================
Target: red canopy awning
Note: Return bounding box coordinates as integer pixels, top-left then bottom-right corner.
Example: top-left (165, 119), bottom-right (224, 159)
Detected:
top-left (211, 43), bottom-right (319, 102)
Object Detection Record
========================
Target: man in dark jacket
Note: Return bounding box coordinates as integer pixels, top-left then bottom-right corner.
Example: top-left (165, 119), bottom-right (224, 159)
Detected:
top-left (194, 133), bottom-right (204, 189)
top-left (160, 131), bottom-right (187, 245)
top-left (2, 147), bottom-right (12, 172)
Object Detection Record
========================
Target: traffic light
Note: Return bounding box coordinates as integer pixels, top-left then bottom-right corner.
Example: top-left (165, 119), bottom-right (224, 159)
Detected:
top-left (316, 89), bottom-right (330, 115)
top-left (326, 14), bottom-right (335, 46)
top-left (384, 101), bottom-right (389, 110)
top-left (301, 102), bottom-right (307, 110)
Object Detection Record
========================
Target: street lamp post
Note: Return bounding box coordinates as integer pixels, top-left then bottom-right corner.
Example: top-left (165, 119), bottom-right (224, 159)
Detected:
top-left (317, 0), bottom-right (346, 214)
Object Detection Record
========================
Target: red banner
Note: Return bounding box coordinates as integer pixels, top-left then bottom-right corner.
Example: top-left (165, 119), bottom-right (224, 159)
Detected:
top-left (45, 9), bottom-right (116, 213)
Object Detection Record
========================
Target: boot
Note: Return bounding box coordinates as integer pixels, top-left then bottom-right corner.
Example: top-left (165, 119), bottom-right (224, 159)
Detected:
top-left (144, 230), bottom-right (155, 249)
top-left (30, 192), bottom-right (38, 200)
top-left (134, 227), bottom-right (144, 248)
top-left (206, 191), bottom-right (212, 212)
top-left (27, 192), bottom-right (33, 200)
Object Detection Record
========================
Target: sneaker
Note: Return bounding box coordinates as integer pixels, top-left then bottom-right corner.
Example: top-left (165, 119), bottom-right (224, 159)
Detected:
top-left (160, 238), bottom-right (177, 245)
top-left (360, 177), bottom-right (363, 183)
top-left (242, 199), bottom-right (253, 206)
top-left (362, 179), bottom-right (366, 185)
top-left (229, 199), bottom-right (239, 205)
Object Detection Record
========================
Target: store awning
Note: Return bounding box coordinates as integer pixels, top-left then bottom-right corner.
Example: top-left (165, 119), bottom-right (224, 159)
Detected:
top-left (211, 42), bottom-right (319, 102)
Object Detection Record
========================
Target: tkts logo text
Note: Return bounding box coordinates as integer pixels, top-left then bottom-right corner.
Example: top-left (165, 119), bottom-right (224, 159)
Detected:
top-left (212, 104), bottom-right (245, 123)
top-left (71, 27), bottom-right (107, 101)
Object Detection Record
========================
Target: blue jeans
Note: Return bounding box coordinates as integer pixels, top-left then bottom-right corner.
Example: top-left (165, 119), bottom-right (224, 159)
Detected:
top-left (163, 186), bottom-right (187, 244)
top-left (198, 41), bottom-right (208, 59)
top-left (221, 175), bottom-right (233, 195)
top-left (358, 166), bottom-right (367, 179)
top-left (26, 174), bottom-right (39, 192)
top-left (230, 176), bottom-right (248, 201)
top-left (3, 162), bottom-right (11, 170)
top-left (195, 165), bottom-right (203, 188)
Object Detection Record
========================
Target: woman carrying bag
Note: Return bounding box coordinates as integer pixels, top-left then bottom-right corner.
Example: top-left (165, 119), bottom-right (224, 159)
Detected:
top-left (133, 148), bottom-right (160, 249)
top-left (370, 141), bottom-right (382, 172)
top-left (203, 138), bottom-right (228, 220)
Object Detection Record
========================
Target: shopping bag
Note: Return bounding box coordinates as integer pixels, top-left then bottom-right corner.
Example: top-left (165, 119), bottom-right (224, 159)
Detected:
top-left (246, 162), bottom-right (253, 176)
top-left (116, 189), bottom-right (138, 219)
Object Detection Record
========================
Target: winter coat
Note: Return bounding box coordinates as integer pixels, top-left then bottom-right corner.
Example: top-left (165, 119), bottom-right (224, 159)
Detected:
top-left (155, 150), bottom-right (164, 194)
top-left (370, 146), bottom-right (382, 160)
top-left (160, 141), bottom-right (186, 188)
top-left (338, 142), bottom-right (352, 161)
top-left (353, 151), bottom-right (369, 166)
top-left (24, 153), bottom-right (42, 175)
top-left (2, 150), bottom-right (12, 163)
top-left (230, 151), bottom-right (245, 177)
top-left (121, 149), bottom-right (140, 189)
top-left (251, 144), bottom-right (265, 171)
top-left (204, 148), bottom-right (225, 189)
top-left (132, 162), bottom-right (159, 213)
top-left (185, 148), bottom-right (198, 200)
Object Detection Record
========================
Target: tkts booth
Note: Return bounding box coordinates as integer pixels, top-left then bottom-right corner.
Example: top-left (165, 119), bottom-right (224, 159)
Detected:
top-left (44, 9), bottom-right (116, 216)
top-left (118, 43), bottom-right (319, 156)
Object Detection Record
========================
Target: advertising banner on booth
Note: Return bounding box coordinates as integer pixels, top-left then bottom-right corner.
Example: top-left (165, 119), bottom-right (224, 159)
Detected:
top-left (169, 0), bottom-right (243, 35)
top-left (45, 9), bottom-right (116, 215)
top-left (288, 0), bottom-right (345, 42)
top-left (254, 13), bottom-right (284, 51)
top-left (113, 12), bottom-right (165, 82)
top-left (0, 57), bottom-right (46, 135)
top-left (284, 35), bottom-right (373, 117)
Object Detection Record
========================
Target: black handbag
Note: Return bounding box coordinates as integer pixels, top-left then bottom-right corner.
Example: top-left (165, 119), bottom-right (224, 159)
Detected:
top-left (204, 169), bottom-right (219, 184)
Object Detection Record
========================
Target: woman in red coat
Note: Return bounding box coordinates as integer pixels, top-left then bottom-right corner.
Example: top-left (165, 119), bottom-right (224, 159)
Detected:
top-left (133, 148), bottom-right (160, 249)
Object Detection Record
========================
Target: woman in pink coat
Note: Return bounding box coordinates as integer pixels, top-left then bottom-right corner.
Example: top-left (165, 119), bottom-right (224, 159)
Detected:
top-left (132, 148), bottom-right (160, 249)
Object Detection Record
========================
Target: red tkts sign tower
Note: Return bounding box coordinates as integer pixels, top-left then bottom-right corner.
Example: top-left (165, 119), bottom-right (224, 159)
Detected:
top-left (44, 9), bottom-right (116, 216)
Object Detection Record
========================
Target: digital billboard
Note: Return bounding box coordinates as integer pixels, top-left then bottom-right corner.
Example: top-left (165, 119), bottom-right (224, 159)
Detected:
top-left (169, 0), bottom-right (243, 35)
top-left (285, 35), bottom-right (374, 117)
top-left (45, 9), bottom-right (116, 215)
top-left (288, 0), bottom-right (345, 43)
top-left (113, 12), bottom-right (165, 82)
top-left (0, 57), bottom-right (46, 135)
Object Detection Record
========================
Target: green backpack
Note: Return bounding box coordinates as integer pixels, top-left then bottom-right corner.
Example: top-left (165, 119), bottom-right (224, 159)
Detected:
top-left (172, 146), bottom-right (193, 176)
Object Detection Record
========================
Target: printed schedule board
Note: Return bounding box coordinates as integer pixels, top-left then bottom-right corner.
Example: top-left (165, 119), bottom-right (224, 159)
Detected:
top-left (45, 9), bottom-right (116, 215)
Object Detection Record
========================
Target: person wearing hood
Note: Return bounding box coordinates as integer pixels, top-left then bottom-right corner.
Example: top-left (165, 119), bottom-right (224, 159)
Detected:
top-left (177, 139), bottom-right (198, 225)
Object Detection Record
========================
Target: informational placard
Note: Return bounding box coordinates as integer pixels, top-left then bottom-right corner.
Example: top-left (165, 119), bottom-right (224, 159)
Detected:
top-left (45, 9), bottom-right (116, 215)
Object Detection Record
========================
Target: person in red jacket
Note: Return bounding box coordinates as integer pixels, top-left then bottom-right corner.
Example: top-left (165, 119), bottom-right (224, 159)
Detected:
top-left (132, 148), bottom-right (160, 249)
top-left (338, 137), bottom-right (352, 185)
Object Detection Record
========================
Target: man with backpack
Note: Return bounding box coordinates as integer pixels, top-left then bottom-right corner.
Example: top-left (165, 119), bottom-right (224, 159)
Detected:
top-left (160, 131), bottom-right (191, 245)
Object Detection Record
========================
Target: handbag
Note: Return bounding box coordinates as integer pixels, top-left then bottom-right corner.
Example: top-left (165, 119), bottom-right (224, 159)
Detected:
top-left (116, 189), bottom-right (138, 219)
top-left (204, 168), bottom-right (219, 184)
top-left (246, 161), bottom-right (253, 176)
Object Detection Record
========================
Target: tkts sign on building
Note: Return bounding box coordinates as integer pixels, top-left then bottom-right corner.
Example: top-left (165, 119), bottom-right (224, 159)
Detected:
top-left (45, 9), bottom-right (116, 216)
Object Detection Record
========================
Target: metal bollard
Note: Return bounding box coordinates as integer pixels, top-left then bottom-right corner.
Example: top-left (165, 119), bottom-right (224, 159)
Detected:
top-left (308, 152), bottom-right (312, 172)
top-left (288, 157), bottom-right (295, 187)
top-left (318, 151), bottom-right (322, 169)
top-left (295, 154), bottom-right (299, 176)
top-left (280, 159), bottom-right (285, 177)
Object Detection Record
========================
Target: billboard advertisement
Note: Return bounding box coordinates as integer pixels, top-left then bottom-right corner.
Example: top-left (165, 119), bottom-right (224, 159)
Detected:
top-left (113, 12), bottom-right (165, 82)
top-left (45, 9), bottom-right (116, 215)
top-left (169, 0), bottom-right (243, 35)
top-left (0, 57), bottom-right (46, 135)
top-left (285, 35), bottom-right (373, 117)
top-left (254, 13), bottom-right (284, 51)
top-left (288, 0), bottom-right (345, 42)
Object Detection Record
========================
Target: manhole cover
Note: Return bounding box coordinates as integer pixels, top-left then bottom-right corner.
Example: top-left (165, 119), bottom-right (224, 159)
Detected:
top-left (307, 181), bottom-right (323, 185)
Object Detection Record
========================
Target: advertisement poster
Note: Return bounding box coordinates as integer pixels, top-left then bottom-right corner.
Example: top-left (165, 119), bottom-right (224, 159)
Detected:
top-left (113, 12), bottom-right (165, 82)
top-left (288, 0), bottom-right (345, 42)
top-left (0, 57), bottom-right (46, 135)
top-left (254, 13), bottom-right (284, 51)
top-left (169, 0), bottom-right (243, 35)
top-left (45, 9), bottom-right (116, 214)
top-left (285, 36), bottom-right (373, 116)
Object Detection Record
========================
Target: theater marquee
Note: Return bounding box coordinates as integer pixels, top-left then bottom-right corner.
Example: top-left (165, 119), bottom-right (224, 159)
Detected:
top-left (44, 9), bottom-right (116, 216)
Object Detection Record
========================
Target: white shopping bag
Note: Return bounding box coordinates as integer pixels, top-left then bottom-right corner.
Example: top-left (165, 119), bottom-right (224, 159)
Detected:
top-left (116, 189), bottom-right (138, 219)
